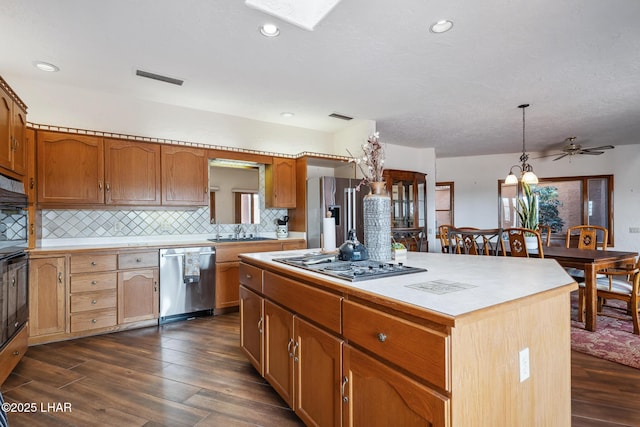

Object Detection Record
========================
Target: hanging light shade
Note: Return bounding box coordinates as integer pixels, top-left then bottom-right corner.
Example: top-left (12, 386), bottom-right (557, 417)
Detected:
top-left (504, 104), bottom-right (538, 185)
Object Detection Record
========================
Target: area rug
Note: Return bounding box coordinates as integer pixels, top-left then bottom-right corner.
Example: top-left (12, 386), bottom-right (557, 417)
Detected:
top-left (570, 291), bottom-right (640, 369)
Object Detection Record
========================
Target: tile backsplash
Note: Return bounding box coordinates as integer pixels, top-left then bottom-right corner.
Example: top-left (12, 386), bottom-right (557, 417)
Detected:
top-left (41, 207), bottom-right (288, 240)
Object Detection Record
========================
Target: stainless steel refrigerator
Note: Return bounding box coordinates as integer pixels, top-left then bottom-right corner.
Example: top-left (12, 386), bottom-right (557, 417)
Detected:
top-left (307, 176), bottom-right (367, 249)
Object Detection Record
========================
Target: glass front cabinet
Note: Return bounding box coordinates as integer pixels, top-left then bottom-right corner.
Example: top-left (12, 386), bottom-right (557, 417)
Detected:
top-left (382, 169), bottom-right (427, 252)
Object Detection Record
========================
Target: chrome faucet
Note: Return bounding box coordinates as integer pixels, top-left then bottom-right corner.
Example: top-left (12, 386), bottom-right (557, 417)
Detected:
top-left (234, 224), bottom-right (244, 239)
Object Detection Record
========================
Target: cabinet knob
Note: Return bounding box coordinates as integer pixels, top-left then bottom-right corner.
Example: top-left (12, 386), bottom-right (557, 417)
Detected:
top-left (91, 299), bottom-right (97, 304)
top-left (30, 177), bottom-right (35, 189)
top-left (377, 333), bottom-right (387, 343)
top-left (246, 274), bottom-right (252, 279)
top-left (12, 351), bottom-right (20, 356)
top-left (91, 261), bottom-right (97, 266)
top-left (91, 280), bottom-right (97, 285)
top-left (136, 258), bottom-right (142, 263)
top-left (91, 319), bottom-right (97, 324)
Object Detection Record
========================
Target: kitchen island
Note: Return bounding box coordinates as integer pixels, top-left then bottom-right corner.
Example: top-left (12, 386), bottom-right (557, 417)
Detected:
top-left (238, 250), bottom-right (577, 427)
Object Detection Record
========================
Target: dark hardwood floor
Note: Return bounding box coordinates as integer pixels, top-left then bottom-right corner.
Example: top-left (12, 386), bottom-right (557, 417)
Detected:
top-left (2, 312), bottom-right (639, 426)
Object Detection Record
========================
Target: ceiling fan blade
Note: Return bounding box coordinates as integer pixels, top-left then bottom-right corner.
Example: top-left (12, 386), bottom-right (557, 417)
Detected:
top-left (581, 145), bottom-right (614, 151)
top-left (553, 153), bottom-right (569, 161)
top-left (579, 150), bottom-right (605, 155)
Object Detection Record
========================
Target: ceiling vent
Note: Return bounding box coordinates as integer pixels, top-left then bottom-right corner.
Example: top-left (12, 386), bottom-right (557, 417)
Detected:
top-left (135, 69), bottom-right (184, 86)
top-left (329, 112), bottom-right (353, 121)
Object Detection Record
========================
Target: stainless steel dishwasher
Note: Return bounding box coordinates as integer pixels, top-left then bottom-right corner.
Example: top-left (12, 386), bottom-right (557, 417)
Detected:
top-left (159, 246), bottom-right (215, 324)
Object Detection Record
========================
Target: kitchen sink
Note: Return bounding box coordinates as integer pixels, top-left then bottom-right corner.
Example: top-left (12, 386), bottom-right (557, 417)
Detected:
top-left (208, 237), bottom-right (277, 242)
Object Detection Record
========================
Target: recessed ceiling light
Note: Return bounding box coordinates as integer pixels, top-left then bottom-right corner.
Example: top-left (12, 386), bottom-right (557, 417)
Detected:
top-left (246, 0), bottom-right (342, 32)
top-left (33, 61), bottom-right (59, 72)
top-left (280, 112), bottom-right (294, 118)
top-left (260, 23), bottom-right (280, 37)
top-left (429, 20), bottom-right (454, 34)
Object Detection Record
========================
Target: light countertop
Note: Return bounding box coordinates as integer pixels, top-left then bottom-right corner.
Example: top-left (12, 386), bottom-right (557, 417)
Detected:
top-left (240, 249), bottom-right (577, 318)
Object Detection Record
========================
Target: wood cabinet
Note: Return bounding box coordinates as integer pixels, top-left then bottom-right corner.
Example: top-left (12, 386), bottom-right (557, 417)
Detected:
top-left (342, 345), bottom-right (448, 427)
top-left (29, 257), bottom-right (66, 338)
top-left (214, 240), bottom-right (305, 311)
top-left (383, 169), bottom-right (427, 251)
top-left (117, 251), bottom-right (159, 323)
top-left (104, 138), bottom-right (161, 205)
top-left (265, 157), bottom-right (296, 208)
top-left (161, 145), bottom-right (208, 206)
top-left (0, 77), bottom-right (27, 176)
top-left (239, 263), bottom-right (264, 375)
top-left (0, 323), bottom-right (28, 385)
top-left (37, 131), bottom-right (105, 204)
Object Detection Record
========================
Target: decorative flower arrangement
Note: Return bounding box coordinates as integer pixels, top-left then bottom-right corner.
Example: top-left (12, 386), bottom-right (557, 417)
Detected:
top-left (347, 132), bottom-right (385, 191)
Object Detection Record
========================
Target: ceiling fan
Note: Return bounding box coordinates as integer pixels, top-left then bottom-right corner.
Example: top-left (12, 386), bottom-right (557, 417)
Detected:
top-left (537, 137), bottom-right (614, 161)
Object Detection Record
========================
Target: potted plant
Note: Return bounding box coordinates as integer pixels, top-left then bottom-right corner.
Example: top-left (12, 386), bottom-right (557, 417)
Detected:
top-left (515, 181), bottom-right (539, 250)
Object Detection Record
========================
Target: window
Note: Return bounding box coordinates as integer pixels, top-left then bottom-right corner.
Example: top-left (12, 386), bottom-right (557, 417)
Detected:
top-left (498, 175), bottom-right (614, 246)
top-left (435, 182), bottom-right (454, 237)
top-left (234, 192), bottom-right (260, 224)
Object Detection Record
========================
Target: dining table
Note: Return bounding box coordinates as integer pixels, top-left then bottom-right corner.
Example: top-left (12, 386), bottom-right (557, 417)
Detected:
top-left (543, 246), bottom-right (638, 331)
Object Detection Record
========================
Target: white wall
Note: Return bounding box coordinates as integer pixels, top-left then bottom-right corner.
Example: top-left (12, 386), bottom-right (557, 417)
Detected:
top-left (437, 144), bottom-right (640, 253)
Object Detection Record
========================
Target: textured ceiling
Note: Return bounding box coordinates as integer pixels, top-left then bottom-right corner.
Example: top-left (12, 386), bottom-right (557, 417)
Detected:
top-left (1, 0), bottom-right (639, 157)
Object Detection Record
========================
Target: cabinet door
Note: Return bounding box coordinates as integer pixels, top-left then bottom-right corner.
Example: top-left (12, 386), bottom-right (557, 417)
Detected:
top-left (37, 131), bottom-right (105, 204)
top-left (161, 145), bottom-right (208, 206)
top-left (265, 157), bottom-right (296, 208)
top-left (117, 268), bottom-right (159, 323)
top-left (104, 139), bottom-right (161, 205)
top-left (240, 285), bottom-right (263, 375)
top-left (29, 257), bottom-right (66, 337)
top-left (215, 261), bottom-right (240, 309)
top-left (264, 300), bottom-right (294, 407)
top-left (342, 345), bottom-right (449, 427)
top-left (11, 105), bottom-right (27, 175)
top-left (294, 316), bottom-right (343, 427)
top-left (0, 89), bottom-right (12, 171)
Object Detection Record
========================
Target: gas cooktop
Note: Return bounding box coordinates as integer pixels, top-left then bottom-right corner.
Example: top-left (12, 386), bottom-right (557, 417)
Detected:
top-left (273, 254), bottom-right (427, 282)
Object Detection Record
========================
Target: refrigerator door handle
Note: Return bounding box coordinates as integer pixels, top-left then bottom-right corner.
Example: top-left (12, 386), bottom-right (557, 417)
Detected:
top-left (345, 188), bottom-right (352, 240)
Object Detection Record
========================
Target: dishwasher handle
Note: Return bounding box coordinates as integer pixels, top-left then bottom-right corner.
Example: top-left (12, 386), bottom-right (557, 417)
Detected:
top-left (161, 251), bottom-right (216, 258)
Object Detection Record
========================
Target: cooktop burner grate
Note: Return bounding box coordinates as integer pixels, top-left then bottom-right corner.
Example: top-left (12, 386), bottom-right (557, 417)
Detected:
top-left (273, 255), bottom-right (427, 282)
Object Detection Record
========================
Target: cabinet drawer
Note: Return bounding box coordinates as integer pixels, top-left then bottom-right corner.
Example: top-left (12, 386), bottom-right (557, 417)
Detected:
top-left (118, 251), bottom-right (159, 269)
top-left (70, 253), bottom-right (117, 273)
top-left (0, 323), bottom-right (28, 384)
top-left (264, 271), bottom-right (341, 334)
top-left (70, 272), bottom-right (117, 293)
top-left (70, 290), bottom-right (117, 313)
top-left (239, 263), bottom-right (263, 293)
top-left (70, 309), bottom-right (117, 332)
top-left (343, 300), bottom-right (449, 390)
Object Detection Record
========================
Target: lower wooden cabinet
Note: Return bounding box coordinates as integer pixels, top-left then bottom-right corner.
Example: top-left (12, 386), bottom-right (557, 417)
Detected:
top-left (0, 323), bottom-right (28, 385)
top-left (29, 257), bottom-right (66, 338)
top-left (118, 268), bottom-right (159, 323)
top-left (264, 300), bottom-right (343, 427)
top-left (342, 345), bottom-right (449, 427)
top-left (215, 262), bottom-right (240, 309)
top-left (239, 286), bottom-right (263, 375)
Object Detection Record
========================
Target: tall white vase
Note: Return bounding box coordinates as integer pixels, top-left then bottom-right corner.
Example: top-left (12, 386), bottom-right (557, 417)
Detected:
top-left (363, 182), bottom-right (392, 261)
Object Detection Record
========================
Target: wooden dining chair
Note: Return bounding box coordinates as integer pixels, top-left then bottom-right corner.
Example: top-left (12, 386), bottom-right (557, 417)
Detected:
top-left (503, 227), bottom-right (544, 258)
top-left (537, 224), bottom-right (552, 247)
top-left (438, 224), bottom-right (452, 253)
top-left (578, 256), bottom-right (640, 334)
top-left (448, 227), bottom-right (504, 256)
top-left (565, 225), bottom-right (608, 250)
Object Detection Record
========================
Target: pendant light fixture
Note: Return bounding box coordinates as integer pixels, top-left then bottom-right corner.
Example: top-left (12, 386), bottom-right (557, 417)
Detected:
top-left (504, 103), bottom-right (538, 185)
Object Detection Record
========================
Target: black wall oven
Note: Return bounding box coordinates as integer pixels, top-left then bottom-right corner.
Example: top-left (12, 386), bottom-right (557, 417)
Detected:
top-left (0, 180), bottom-right (28, 351)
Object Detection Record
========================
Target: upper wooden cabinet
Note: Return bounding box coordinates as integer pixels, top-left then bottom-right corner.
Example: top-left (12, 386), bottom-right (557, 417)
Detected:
top-left (37, 131), bottom-right (105, 204)
top-left (104, 138), bottom-right (161, 205)
top-left (265, 157), bottom-right (296, 208)
top-left (161, 145), bottom-right (208, 206)
top-left (0, 79), bottom-right (27, 176)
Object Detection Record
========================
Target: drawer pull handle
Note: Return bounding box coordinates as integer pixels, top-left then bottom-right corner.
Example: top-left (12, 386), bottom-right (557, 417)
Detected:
top-left (292, 341), bottom-right (299, 362)
top-left (136, 258), bottom-right (142, 263)
top-left (91, 280), bottom-right (97, 285)
top-left (91, 300), bottom-right (97, 304)
top-left (341, 376), bottom-right (349, 403)
top-left (91, 261), bottom-right (97, 266)
top-left (58, 272), bottom-right (63, 284)
top-left (13, 351), bottom-right (20, 356)
top-left (257, 317), bottom-right (263, 334)
top-left (246, 274), bottom-right (252, 279)
top-left (377, 333), bottom-right (387, 343)
top-left (91, 319), bottom-right (97, 324)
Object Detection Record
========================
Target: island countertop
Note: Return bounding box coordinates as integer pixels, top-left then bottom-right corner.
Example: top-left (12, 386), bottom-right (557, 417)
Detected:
top-left (239, 249), bottom-right (577, 320)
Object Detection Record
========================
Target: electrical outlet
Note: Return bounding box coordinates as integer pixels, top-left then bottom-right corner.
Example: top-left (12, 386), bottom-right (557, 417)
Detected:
top-left (629, 227), bottom-right (640, 234)
top-left (519, 347), bottom-right (530, 382)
